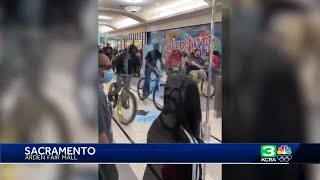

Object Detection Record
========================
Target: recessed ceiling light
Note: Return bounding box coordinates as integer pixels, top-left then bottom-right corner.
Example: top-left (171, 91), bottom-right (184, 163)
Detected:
top-left (155, 3), bottom-right (160, 6)
top-left (124, 6), bottom-right (142, 12)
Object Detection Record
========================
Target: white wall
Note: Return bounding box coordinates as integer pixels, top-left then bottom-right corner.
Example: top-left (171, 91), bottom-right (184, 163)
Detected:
top-left (108, 27), bottom-right (146, 37)
top-left (146, 13), bottom-right (221, 32)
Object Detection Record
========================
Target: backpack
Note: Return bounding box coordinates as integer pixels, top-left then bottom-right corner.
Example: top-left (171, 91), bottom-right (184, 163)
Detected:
top-left (143, 74), bottom-right (203, 180)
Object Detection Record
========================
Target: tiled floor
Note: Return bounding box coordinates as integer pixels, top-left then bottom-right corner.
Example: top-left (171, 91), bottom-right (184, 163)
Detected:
top-left (104, 76), bottom-right (222, 180)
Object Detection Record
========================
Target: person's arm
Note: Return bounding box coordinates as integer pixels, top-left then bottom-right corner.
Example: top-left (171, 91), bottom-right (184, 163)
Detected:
top-left (99, 132), bottom-right (110, 143)
top-left (145, 52), bottom-right (154, 69)
top-left (159, 53), bottom-right (166, 70)
top-left (98, 89), bottom-right (110, 143)
top-left (190, 61), bottom-right (202, 69)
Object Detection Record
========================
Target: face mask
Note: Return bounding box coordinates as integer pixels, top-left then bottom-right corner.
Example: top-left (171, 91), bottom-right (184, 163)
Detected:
top-left (100, 69), bottom-right (114, 83)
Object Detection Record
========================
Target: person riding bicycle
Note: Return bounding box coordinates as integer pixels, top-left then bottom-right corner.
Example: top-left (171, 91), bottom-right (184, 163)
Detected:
top-left (108, 45), bottom-right (136, 107)
top-left (128, 45), bottom-right (141, 77)
top-left (166, 49), bottom-right (182, 74)
top-left (143, 43), bottom-right (164, 99)
top-left (186, 48), bottom-right (206, 84)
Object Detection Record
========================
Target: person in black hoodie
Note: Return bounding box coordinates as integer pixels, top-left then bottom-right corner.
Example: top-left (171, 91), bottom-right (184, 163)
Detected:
top-left (143, 74), bottom-right (203, 180)
top-left (103, 43), bottom-right (113, 60)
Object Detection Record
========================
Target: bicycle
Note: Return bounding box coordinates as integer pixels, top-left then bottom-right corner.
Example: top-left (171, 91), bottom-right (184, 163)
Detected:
top-left (137, 68), bottom-right (165, 111)
top-left (108, 74), bottom-right (137, 125)
top-left (200, 68), bottom-right (216, 98)
top-left (188, 67), bottom-right (215, 98)
top-left (0, 37), bottom-right (72, 180)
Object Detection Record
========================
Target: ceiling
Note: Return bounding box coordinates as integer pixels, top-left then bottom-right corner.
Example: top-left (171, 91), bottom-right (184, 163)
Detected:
top-left (98, 0), bottom-right (221, 32)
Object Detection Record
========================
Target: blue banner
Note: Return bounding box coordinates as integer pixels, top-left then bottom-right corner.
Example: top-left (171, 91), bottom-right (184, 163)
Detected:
top-left (0, 144), bottom-right (319, 163)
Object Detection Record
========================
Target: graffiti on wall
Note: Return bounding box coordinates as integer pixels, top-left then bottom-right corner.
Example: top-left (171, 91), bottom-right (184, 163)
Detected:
top-left (159, 36), bottom-right (221, 59)
top-left (148, 23), bottom-right (222, 60)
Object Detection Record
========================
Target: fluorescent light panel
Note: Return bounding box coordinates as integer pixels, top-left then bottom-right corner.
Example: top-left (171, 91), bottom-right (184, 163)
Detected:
top-left (154, 0), bottom-right (208, 19)
top-left (114, 18), bottom-right (140, 29)
top-left (99, 25), bottom-right (114, 33)
top-left (98, 15), bottom-right (112, 20)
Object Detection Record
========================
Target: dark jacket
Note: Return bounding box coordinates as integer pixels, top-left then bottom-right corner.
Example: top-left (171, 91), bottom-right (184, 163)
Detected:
top-left (143, 75), bottom-right (203, 180)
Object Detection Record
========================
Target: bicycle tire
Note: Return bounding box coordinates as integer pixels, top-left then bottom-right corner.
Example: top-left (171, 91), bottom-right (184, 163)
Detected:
top-left (153, 84), bottom-right (165, 111)
top-left (137, 77), bottom-right (146, 100)
top-left (108, 82), bottom-right (118, 108)
top-left (117, 91), bottom-right (137, 125)
top-left (8, 98), bottom-right (72, 180)
top-left (201, 78), bottom-right (215, 98)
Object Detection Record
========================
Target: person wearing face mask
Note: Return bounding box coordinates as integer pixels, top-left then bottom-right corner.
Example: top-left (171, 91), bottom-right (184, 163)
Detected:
top-left (186, 48), bottom-right (206, 84)
top-left (98, 52), bottom-right (118, 180)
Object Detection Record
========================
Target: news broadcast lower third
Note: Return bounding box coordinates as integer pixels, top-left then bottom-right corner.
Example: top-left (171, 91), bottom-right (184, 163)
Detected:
top-left (0, 0), bottom-right (320, 180)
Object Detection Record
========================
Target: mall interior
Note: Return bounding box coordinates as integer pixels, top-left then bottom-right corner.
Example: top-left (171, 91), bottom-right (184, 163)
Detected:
top-left (2, 0), bottom-right (320, 179)
top-left (99, 0), bottom-right (222, 179)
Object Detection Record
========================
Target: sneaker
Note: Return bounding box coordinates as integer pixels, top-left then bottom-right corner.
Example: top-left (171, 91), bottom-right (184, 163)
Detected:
top-left (107, 94), bottom-right (114, 102)
top-left (143, 94), bottom-right (148, 99)
top-left (112, 95), bottom-right (118, 109)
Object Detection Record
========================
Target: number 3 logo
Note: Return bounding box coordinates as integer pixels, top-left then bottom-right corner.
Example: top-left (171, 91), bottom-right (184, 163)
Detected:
top-left (261, 145), bottom-right (276, 158)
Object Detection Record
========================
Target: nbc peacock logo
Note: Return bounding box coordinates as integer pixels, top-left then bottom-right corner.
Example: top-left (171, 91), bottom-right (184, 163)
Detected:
top-left (276, 145), bottom-right (292, 163)
top-left (261, 145), bottom-right (293, 163)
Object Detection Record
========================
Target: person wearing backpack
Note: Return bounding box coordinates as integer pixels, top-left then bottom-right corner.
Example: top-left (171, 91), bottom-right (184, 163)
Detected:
top-left (143, 75), bottom-right (203, 180)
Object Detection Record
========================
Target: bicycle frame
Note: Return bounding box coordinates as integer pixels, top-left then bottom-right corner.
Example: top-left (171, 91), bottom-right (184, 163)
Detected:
top-left (117, 74), bottom-right (133, 96)
top-left (147, 69), bottom-right (163, 95)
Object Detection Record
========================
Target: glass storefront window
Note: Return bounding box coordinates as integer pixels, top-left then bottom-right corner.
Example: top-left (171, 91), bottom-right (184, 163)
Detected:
top-left (98, 0), bottom-right (221, 179)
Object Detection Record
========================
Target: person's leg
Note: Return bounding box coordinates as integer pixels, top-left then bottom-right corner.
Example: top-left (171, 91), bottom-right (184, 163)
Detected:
top-left (189, 70), bottom-right (198, 83)
top-left (143, 68), bottom-right (151, 97)
top-left (211, 69), bottom-right (217, 88)
top-left (150, 67), bottom-right (160, 79)
top-left (108, 74), bottom-right (122, 103)
top-left (99, 164), bottom-right (119, 180)
top-left (121, 76), bottom-right (132, 108)
top-left (198, 69), bottom-right (206, 83)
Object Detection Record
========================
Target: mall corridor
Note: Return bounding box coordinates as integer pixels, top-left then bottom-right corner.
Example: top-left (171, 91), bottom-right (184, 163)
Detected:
top-left (98, 0), bottom-right (222, 179)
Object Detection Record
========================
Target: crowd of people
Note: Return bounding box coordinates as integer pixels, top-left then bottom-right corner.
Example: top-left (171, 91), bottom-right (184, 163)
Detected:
top-left (100, 43), bottom-right (143, 77)
top-left (99, 43), bottom-right (221, 91)
top-left (98, 43), bottom-right (221, 180)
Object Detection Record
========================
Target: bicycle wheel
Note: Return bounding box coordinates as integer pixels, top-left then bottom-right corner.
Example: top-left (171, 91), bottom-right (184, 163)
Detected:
top-left (7, 98), bottom-right (72, 180)
top-left (117, 91), bottom-right (137, 125)
top-left (137, 78), bottom-right (146, 100)
top-left (108, 82), bottom-right (118, 108)
top-left (153, 84), bottom-right (165, 111)
top-left (201, 78), bottom-right (215, 98)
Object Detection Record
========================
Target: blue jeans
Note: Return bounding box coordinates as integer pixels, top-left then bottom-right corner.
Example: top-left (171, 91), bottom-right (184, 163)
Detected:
top-left (143, 68), bottom-right (160, 96)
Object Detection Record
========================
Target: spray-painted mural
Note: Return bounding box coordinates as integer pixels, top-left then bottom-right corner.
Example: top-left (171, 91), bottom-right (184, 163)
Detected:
top-left (147, 23), bottom-right (222, 60)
